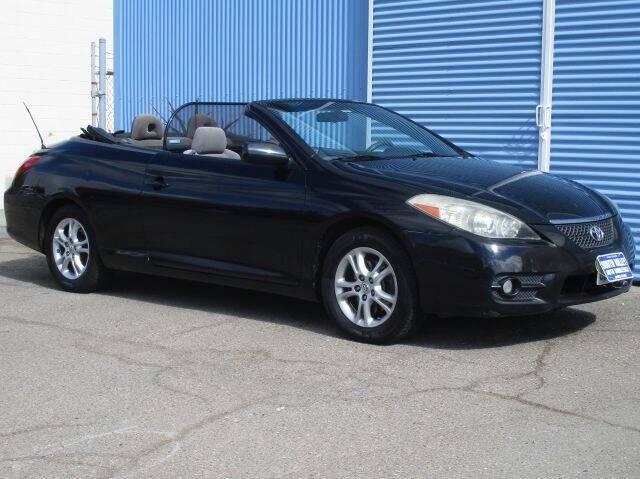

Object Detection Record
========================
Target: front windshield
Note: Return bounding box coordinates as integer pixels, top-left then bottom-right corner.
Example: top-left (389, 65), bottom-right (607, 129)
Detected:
top-left (264, 100), bottom-right (464, 160)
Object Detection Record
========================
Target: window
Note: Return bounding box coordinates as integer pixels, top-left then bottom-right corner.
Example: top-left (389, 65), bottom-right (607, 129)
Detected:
top-left (225, 114), bottom-right (274, 144)
top-left (265, 100), bottom-right (462, 160)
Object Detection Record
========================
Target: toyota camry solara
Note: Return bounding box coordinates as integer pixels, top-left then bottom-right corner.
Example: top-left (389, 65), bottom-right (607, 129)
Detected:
top-left (4, 99), bottom-right (635, 343)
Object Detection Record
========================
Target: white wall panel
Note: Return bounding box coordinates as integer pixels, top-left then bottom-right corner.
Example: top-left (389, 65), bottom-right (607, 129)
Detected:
top-left (0, 0), bottom-right (113, 208)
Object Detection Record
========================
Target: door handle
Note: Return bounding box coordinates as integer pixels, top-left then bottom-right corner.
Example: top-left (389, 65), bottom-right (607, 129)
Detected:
top-left (149, 175), bottom-right (169, 190)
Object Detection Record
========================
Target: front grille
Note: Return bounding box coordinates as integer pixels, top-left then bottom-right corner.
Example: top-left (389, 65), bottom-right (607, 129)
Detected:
top-left (517, 274), bottom-right (545, 286)
top-left (556, 218), bottom-right (615, 249)
top-left (510, 289), bottom-right (539, 302)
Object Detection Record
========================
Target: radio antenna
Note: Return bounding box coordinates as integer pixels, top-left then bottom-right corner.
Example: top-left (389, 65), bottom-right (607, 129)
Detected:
top-left (23, 102), bottom-right (46, 150)
top-left (151, 103), bottom-right (167, 125)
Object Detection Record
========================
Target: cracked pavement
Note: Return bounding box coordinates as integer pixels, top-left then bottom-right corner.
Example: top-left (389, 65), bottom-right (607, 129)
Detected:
top-left (0, 237), bottom-right (638, 478)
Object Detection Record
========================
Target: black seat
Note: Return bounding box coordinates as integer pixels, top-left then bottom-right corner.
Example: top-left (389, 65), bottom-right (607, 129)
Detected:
top-left (130, 115), bottom-right (164, 148)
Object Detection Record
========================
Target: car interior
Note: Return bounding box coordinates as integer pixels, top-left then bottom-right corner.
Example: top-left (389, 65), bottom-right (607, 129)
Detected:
top-left (129, 114), bottom-right (165, 148)
top-left (183, 127), bottom-right (240, 159)
top-left (80, 102), bottom-right (283, 164)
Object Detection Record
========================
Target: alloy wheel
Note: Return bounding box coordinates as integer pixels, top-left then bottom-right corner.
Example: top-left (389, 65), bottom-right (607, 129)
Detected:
top-left (52, 218), bottom-right (90, 280)
top-left (334, 247), bottom-right (398, 327)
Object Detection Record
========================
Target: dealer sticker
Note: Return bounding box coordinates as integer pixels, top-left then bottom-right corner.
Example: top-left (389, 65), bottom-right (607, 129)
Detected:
top-left (595, 252), bottom-right (633, 285)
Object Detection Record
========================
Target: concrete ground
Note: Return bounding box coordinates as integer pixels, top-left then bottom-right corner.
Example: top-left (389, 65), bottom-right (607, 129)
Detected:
top-left (0, 234), bottom-right (638, 479)
top-left (0, 210), bottom-right (6, 239)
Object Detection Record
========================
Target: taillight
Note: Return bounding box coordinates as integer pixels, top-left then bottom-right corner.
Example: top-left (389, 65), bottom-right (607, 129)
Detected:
top-left (14, 155), bottom-right (42, 179)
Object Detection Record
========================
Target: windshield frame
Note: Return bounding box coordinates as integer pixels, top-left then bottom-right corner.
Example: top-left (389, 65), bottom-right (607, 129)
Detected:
top-left (256, 99), bottom-right (470, 161)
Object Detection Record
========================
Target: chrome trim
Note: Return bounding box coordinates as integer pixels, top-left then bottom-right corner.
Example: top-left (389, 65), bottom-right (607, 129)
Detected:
top-left (549, 213), bottom-right (614, 225)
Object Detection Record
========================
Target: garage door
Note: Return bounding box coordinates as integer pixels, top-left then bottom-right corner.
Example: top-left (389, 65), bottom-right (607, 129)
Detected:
top-left (551, 0), bottom-right (640, 276)
top-left (371, 0), bottom-right (543, 167)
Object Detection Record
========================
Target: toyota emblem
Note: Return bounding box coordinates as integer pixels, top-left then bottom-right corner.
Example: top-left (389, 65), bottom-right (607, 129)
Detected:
top-left (589, 225), bottom-right (605, 242)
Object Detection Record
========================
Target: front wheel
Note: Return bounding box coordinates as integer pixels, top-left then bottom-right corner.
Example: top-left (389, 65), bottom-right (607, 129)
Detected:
top-left (321, 228), bottom-right (421, 343)
top-left (45, 205), bottom-right (106, 293)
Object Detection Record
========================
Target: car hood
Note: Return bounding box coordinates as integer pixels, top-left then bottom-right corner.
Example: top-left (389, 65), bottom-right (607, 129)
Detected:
top-left (338, 156), bottom-right (612, 224)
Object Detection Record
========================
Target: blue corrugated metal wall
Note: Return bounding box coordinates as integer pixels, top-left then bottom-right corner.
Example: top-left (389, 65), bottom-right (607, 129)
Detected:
top-left (551, 0), bottom-right (640, 276)
top-left (114, 0), bottom-right (369, 130)
top-left (371, 0), bottom-right (543, 167)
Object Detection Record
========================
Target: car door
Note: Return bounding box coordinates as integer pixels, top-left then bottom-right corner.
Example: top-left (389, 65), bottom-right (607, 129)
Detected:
top-left (140, 114), bottom-right (307, 287)
top-left (79, 140), bottom-right (158, 272)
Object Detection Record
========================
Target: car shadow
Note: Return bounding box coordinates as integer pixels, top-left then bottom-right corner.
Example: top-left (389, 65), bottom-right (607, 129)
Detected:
top-left (0, 255), bottom-right (596, 349)
top-left (408, 308), bottom-right (595, 350)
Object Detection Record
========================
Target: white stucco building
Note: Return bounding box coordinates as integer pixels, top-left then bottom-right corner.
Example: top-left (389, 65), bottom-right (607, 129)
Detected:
top-left (0, 0), bottom-right (112, 208)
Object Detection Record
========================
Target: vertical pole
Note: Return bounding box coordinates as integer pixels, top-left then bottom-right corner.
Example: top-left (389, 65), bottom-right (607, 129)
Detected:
top-left (366, 0), bottom-right (374, 147)
top-left (537, 0), bottom-right (556, 172)
top-left (91, 42), bottom-right (97, 127)
top-left (366, 0), bottom-right (374, 103)
top-left (98, 38), bottom-right (107, 129)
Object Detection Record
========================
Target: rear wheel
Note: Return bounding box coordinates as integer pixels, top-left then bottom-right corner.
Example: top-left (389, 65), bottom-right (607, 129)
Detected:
top-left (45, 206), bottom-right (106, 293)
top-left (321, 227), bottom-right (421, 343)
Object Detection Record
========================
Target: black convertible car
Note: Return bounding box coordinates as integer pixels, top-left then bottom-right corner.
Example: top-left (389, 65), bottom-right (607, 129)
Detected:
top-left (4, 99), bottom-right (635, 343)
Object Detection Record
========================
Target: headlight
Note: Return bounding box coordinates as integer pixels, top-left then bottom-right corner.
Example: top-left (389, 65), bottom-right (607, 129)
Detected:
top-left (406, 194), bottom-right (540, 240)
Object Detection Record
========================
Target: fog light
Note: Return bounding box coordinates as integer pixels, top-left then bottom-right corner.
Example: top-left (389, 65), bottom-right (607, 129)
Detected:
top-left (499, 277), bottom-right (520, 297)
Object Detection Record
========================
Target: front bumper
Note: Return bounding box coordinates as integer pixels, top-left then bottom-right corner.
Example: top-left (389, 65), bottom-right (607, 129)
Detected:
top-left (405, 215), bottom-right (634, 318)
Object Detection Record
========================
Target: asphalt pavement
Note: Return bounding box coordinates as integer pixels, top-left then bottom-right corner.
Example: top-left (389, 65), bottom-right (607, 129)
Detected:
top-left (0, 210), bottom-right (7, 239)
top-left (0, 235), bottom-right (638, 478)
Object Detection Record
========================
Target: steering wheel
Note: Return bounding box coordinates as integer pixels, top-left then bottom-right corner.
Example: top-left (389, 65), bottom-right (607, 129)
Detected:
top-left (365, 139), bottom-right (395, 153)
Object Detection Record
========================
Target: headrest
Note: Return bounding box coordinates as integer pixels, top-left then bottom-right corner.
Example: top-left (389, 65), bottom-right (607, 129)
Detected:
top-left (191, 127), bottom-right (227, 154)
top-left (187, 113), bottom-right (216, 138)
top-left (131, 115), bottom-right (164, 140)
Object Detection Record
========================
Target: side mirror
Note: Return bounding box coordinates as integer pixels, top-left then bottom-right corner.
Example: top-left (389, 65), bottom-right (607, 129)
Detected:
top-left (242, 142), bottom-right (290, 167)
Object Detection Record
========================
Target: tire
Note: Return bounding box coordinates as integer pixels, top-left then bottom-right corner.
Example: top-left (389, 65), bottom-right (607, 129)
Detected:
top-left (45, 205), bottom-right (106, 293)
top-left (321, 227), bottom-right (421, 343)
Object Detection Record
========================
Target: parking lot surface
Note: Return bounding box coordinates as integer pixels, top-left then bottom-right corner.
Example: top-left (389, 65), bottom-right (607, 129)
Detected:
top-left (0, 236), bottom-right (638, 478)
